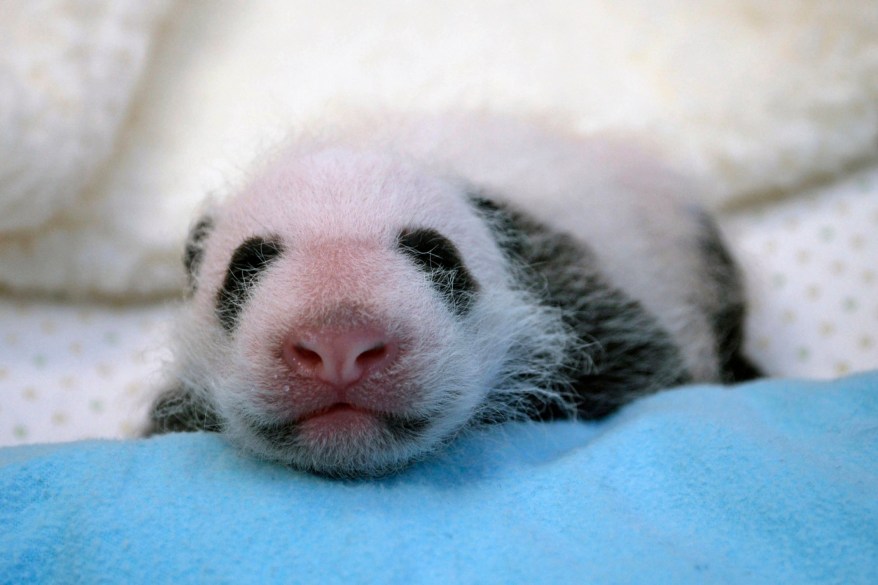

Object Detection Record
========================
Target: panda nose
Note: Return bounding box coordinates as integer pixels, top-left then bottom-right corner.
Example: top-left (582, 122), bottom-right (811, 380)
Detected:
top-left (282, 327), bottom-right (398, 387)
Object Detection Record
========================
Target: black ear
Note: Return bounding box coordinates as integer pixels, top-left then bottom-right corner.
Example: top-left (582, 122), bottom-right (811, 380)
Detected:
top-left (183, 214), bottom-right (215, 293)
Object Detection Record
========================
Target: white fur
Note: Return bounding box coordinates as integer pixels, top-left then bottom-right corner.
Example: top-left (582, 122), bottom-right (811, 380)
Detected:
top-left (164, 115), bottom-right (724, 476)
top-left (174, 144), bottom-right (574, 475)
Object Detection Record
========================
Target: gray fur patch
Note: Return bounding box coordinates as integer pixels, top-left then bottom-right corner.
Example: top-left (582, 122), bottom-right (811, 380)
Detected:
top-left (470, 194), bottom-right (691, 419)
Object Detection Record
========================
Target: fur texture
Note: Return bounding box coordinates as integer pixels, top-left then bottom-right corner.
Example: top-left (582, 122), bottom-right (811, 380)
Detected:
top-left (0, 0), bottom-right (172, 232)
top-left (148, 115), bottom-right (758, 478)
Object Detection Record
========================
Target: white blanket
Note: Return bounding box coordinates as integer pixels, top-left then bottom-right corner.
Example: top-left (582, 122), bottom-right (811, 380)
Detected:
top-left (1, 0), bottom-right (876, 297)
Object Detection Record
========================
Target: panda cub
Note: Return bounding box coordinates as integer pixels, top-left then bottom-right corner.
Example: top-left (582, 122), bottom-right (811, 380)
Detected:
top-left (148, 113), bottom-right (760, 478)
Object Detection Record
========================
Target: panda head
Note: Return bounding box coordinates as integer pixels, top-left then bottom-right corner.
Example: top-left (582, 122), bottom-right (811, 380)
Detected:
top-left (172, 146), bottom-right (571, 478)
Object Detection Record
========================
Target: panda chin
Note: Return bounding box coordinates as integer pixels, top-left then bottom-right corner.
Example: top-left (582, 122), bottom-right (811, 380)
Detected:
top-left (243, 405), bottom-right (437, 478)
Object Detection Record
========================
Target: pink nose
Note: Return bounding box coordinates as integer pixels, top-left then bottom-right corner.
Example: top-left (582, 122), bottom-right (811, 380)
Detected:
top-left (282, 327), bottom-right (398, 387)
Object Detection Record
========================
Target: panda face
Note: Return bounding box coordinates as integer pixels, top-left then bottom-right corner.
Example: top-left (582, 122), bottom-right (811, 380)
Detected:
top-left (153, 118), bottom-right (760, 478)
top-left (171, 148), bottom-right (560, 477)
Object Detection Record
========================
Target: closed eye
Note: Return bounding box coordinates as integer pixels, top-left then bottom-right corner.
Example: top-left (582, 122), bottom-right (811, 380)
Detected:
top-left (216, 236), bottom-right (284, 332)
top-left (397, 228), bottom-right (479, 316)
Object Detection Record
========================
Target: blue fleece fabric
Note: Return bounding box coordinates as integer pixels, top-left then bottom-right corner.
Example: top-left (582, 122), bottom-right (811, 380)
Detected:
top-left (1, 372), bottom-right (877, 584)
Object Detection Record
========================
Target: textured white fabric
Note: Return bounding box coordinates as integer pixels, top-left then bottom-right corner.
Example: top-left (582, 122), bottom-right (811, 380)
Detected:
top-left (0, 0), bottom-right (876, 297)
top-left (0, 300), bottom-right (170, 445)
top-left (0, 0), bottom-right (172, 232)
top-left (727, 164), bottom-right (878, 380)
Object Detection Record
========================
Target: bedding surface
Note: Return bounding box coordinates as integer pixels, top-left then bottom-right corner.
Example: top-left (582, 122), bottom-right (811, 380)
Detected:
top-left (2, 372), bottom-right (876, 584)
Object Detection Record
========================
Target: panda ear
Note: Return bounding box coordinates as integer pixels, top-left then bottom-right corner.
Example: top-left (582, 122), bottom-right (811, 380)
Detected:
top-left (183, 213), bottom-right (215, 293)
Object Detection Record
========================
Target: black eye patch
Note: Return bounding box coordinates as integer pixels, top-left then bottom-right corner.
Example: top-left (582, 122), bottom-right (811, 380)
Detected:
top-left (216, 236), bottom-right (284, 332)
top-left (397, 228), bottom-right (479, 316)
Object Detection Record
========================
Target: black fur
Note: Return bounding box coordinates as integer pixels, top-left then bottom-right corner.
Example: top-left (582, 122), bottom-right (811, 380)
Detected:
top-left (694, 212), bottom-right (763, 382)
top-left (471, 195), bottom-right (692, 420)
top-left (147, 385), bottom-right (222, 434)
top-left (216, 236), bottom-right (284, 332)
top-left (183, 215), bottom-right (214, 293)
top-left (397, 228), bottom-right (480, 316)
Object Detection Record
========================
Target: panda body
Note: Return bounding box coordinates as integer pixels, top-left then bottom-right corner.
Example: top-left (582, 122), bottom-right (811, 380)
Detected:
top-left (149, 113), bottom-right (758, 478)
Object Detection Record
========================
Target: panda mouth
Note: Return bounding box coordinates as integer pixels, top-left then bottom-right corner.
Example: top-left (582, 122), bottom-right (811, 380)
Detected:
top-left (252, 403), bottom-right (434, 447)
top-left (295, 403), bottom-right (380, 436)
top-left (298, 402), bottom-right (372, 422)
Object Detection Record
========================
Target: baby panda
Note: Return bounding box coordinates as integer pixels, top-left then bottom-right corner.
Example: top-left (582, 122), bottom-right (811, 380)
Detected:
top-left (147, 113), bottom-right (760, 478)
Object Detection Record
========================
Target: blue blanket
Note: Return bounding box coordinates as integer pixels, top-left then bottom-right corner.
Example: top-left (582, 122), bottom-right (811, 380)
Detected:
top-left (2, 372), bottom-right (877, 584)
